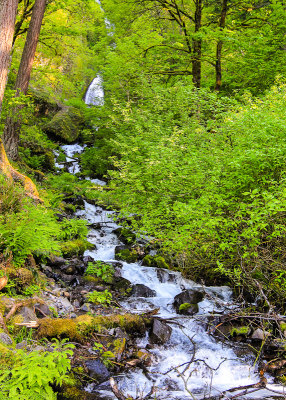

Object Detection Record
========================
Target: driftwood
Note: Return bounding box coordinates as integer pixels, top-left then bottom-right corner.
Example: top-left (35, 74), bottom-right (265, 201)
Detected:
top-left (0, 139), bottom-right (42, 203)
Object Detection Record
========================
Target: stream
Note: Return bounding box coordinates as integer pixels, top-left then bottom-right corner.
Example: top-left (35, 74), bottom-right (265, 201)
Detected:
top-left (55, 143), bottom-right (286, 400)
top-left (52, 48), bottom-right (286, 399)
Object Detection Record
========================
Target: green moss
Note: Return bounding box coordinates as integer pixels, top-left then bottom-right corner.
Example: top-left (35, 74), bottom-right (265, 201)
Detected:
top-left (142, 255), bottom-right (169, 269)
top-left (44, 107), bottom-right (84, 143)
top-left (179, 303), bottom-right (192, 312)
top-left (230, 326), bottom-right (250, 337)
top-left (280, 322), bottom-right (286, 332)
top-left (116, 249), bottom-right (138, 263)
top-left (60, 239), bottom-right (93, 257)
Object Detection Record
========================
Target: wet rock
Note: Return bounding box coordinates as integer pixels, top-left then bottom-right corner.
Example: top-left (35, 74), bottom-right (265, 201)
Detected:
top-left (0, 332), bottom-right (13, 345)
top-left (131, 284), bottom-right (156, 298)
top-left (111, 277), bottom-right (131, 296)
top-left (84, 359), bottom-right (110, 383)
top-left (177, 303), bottom-right (199, 315)
top-left (251, 328), bottom-right (271, 341)
top-left (150, 319), bottom-right (172, 345)
top-left (156, 269), bottom-right (177, 283)
top-left (173, 289), bottom-right (204, 315)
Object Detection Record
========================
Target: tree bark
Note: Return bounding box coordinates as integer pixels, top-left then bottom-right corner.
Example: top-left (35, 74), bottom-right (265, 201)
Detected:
top-left (3, 0), bottom-right (46, 160)
top-left (0, 0), bottom-right (19, 114)
top-left (215, 0), bottom-right (228, 91)
top-left (192, 0), bottom-right (202, 88)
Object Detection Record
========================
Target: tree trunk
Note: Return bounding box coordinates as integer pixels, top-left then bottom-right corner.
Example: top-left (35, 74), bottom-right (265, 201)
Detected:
top-left (3, 0), bottom-right (46, 160)
top-left (215, 0), bottom-right (228, 91)
top-left (192, 0), bottom-right (202, 88)
top-left (0, 139), bottom-right (42, 202)
top-left (0, 0), bottom-right (19, 114)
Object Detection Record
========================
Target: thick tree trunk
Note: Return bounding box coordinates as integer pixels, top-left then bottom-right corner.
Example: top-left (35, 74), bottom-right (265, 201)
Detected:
top-left (0, 0), bottom-right (19, 114)
top-left (215, 0), bottom-right (228, 91)
top-left (3, 0), bottom-right (46, 160)
top-left (0, 139), bottom-right (42, 202)
top-left (192, 0), bottom-right (202, 88)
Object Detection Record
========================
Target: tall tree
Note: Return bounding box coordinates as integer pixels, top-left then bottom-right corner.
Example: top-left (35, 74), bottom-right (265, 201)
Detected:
top-left (0, 0), bottom-right (19, 114)
top-left (3, 0), bottom-right (46, 160)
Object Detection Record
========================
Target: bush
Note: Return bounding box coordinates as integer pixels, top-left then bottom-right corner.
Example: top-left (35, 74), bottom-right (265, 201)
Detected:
top-left (0, 340), bottom-right (74, 400)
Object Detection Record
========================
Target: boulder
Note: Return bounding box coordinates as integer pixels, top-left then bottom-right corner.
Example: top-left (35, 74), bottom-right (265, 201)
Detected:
top-left (43, 106), bottom-right (84, 143)
top-left (173, 289), bottom-right (204, 315)
top-left (150, 319), bottom-right (172, 345)
top-left (131, 284), bottom-right (156, 298)
top-left (0, 332), bottom-right (13, 345)
top-left (84, 359), bottom-right (110, 383)
top-left (18, 306), bottom-right (38, 323)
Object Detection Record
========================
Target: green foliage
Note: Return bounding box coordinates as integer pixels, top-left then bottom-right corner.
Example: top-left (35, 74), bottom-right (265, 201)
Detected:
top-left (0, 339), bottom-right (74, 400)
top-left (0, 194), bottom-right (60, 266)
top-left (85, 261), bottom-right (114, 283)
top-left (92, 342), bottom-right (114, 367)
top-left (87, 290), bottom-right (112, 307)
top-left (59, 218), bottom-right (88, 241)
top-left (102, 82), bottom-right (286, 307)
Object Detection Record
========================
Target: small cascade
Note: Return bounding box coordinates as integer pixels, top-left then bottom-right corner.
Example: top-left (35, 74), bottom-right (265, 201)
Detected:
top-left (85, 75), bottom-right (105, 106)
top-left (53, 37), bottom-right (286, 398)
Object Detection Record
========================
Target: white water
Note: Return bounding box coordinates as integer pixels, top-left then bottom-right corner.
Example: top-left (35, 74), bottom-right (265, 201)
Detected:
top-left (74, 199), bottom-right (284, 399)
top-left (56, 56), bottom-right (286, 399)
top-left (85, 75), bottom-right (105, 106)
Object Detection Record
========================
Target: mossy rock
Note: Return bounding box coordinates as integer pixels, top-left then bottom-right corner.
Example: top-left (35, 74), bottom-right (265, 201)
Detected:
top-left (44, 106), bottom-right (84, 143)
top-left (115, 249), bottom-right (138, 263)
top-left (60, 239), bottom-right (94, 257)
top-left (142, 255), bottom-right (169, 269)
top-left (29, 87), bottom-right (60, 116)
top-left (114, 227), bottom-right (136, 245)
top-left (6, 267), bottom-right (34, 288)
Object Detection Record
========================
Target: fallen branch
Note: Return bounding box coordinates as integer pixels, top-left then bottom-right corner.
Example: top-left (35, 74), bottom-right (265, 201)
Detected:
top-left (110, 378), bottom-right (128, 400)
top-left (5, 301), bottom-right (23, 320)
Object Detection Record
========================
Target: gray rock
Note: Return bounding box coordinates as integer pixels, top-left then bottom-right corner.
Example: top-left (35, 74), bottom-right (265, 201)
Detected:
top-left (35, 303), bottom-right (53, 318)
top-left (0, 332), bottom-right (13, 345)
top-left (114, 327), bottom-right (129, 340)
top-left (251, 328), bottom-right (271, 341)
top-left (80, 303), bottom-right (92, 313)
top-left (150, 319), bottom-right (172, 345)
top-left (16, 340), bottom-right (28, 349)
top-left (84, 359), bottom-right (110, 382)
top-left (173, 289), bottom-right (204, 315)
top-left (18, 306), bottom-right (38, 323)
top-left (131, 284), bottom-right (156, 298)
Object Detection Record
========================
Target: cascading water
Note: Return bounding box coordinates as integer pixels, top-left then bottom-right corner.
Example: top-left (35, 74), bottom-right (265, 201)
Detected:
top-left (54, 138), bottom-right (286, 399)
top-left (53, 6), bottom-right (286, 398)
